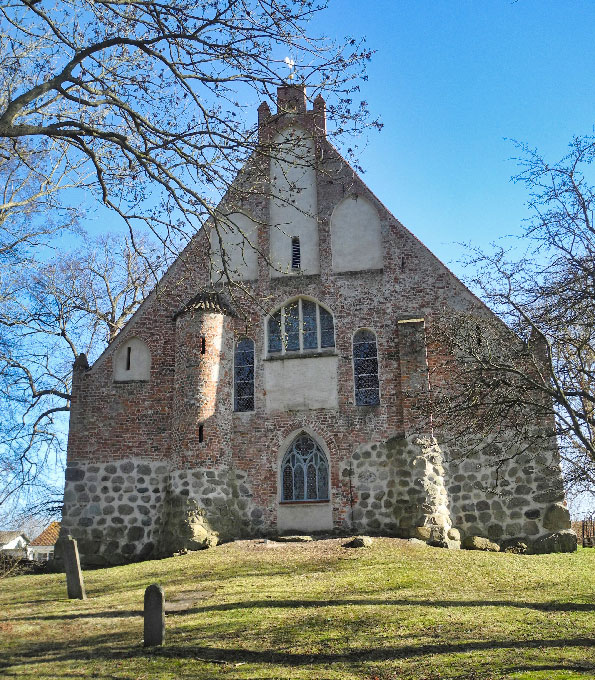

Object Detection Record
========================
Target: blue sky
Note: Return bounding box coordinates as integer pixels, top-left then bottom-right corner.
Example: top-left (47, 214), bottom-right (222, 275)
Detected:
top-left (80, 0), bottom-right (595, 275)
top-left (306, 0), bottom-right (595, 273)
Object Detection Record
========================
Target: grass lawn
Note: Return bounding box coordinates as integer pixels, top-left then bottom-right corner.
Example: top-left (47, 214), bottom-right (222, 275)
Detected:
top-left (0, 538), bottom-right (594, 680)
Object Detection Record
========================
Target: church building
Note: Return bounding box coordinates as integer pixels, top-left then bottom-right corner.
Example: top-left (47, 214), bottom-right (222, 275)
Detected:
top-left (61, 85), bottom-right (573, 565)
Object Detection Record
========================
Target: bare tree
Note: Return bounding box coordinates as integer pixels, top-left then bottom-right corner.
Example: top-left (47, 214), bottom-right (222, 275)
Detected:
top-left (0, 0), bottom-right (376, 256)
top-left (0, 233), bottom-right (160, 518)
top-left (0, 0), bottom-right (377, 520)
top-left (428, 136), bottom-right (595, 502)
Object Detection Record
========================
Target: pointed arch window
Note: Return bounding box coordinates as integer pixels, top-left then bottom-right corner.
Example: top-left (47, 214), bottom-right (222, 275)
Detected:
top-left (234, 338), bottom-right (254, 412)
top-left (267, 298), bottom-right (335, 355)
top-left (353, 329), bottom-right (380, 406)
top-left (281, 433), bottom-right (329, 502)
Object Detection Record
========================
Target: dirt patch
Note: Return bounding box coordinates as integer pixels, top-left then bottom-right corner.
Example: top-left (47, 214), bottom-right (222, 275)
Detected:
top-left (165, 589), bottom-right (213, 613)
top-left (217, 536), bottom-right (411, 558)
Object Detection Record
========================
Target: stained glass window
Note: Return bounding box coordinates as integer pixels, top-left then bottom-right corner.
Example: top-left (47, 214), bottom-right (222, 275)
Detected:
top-left (281, 434), bottom-right (329, 502)
top-left (284, 301), bottom-right (300, 351)
top-left (302, 300), bottom-right (318, 350)
top-left (353, 329), bottom-right (380, 406)
top-left (234, 338), bottom-right (254, 412)
top-left (268, 311), bottom-right (282, 353)
top-left (267, 298), bottom-right (335, 354)
top-left (320, 307), bottom-right (335, 348)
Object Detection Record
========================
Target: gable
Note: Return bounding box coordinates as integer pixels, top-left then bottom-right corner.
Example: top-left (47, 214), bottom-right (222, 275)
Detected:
top-left (84, 85), bottom-right (499, 378)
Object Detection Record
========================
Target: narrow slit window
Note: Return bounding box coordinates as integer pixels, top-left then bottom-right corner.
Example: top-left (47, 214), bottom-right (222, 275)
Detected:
top-left (353, 329), bottom-right (380, 406)
top-left (198, 424), bottom-right (204, 443)
top-left (126, 346), bottom-right (131, 370)
top-left (200, 336), bottom-right (206, 354)
top-left (291, 236), bottom-right (301, 270)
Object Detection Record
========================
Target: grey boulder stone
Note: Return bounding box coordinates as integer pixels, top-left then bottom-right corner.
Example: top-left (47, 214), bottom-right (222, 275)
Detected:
top-left (276, 535), bottom-right (313, 542)
top-left (543, 503), bottom-right (571, 531)
top-left (461, 536), bottom-right (500, 552)
top-left (533, 488), bottom-right (565, 504)
top-left (412, 526), bottom-right (432, 541)
top-left (187, 519), bottom-right (218, 550)
top-left (344, 535), bottom-right (373, 548)
top-left (531, 530), bottom-right (577, 554)
top-left (65, 467), bottom-right (85, 482)
top-left (407, 538), bottom-right (428, 547)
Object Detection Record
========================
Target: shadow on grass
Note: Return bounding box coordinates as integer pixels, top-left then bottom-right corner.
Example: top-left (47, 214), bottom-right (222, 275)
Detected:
top-left (10, 597), bottom-right (593, 622)
top-left (184, 598), bottom-right (595, 614)
top-left (148, 640), bottom-right (595, 665)
top-left (1, 632), bottom-right (594, 673)
top-left (506, 663), bottom-right (595, 675)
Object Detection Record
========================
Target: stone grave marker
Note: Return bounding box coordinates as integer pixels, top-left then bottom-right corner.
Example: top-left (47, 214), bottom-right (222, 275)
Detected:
top-left (62, 534), bottom-right (86, 600)
top-left (144, 584), bottom-right (165, 647)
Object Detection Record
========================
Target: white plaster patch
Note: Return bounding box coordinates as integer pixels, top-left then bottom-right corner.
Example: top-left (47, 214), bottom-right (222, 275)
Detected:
top-left (269, 127), bottom-right (319, 277)
top-left (210, 212), bottom-right (259, 282)
top-left (277, 502), bottom-right (333, 532)
top-left (113, 337), bottom-right (151, 381)
top-left (264, 355), bottom-right (338, 411)
top-left (331, 195), bottom-right (383, 272)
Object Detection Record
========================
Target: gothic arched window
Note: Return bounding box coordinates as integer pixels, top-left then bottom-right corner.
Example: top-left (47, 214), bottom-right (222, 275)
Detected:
top-left (234, 338), bottom-right (254, 412)
top-left (281, 433), bottom-right (329, 502)
top-left (267, 297), bottom-right (335, 355)
top-left (353, 329), bottom-right (380, 406)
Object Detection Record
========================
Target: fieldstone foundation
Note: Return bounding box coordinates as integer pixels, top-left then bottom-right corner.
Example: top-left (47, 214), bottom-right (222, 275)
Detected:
top-left (62, 436), bottom-right (575, 565)
top-left (62, 459), bottom-right (263, 565)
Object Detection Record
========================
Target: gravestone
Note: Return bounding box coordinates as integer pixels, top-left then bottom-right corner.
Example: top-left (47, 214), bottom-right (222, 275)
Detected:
top-left (144, 584), bottom-right (165, 647)
top-left (62, 534), bottom-right (86, 600)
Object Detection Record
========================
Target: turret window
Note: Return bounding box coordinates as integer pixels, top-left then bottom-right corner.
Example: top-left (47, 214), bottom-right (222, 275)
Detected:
top-left (267, 298), bottom-right (335, 355)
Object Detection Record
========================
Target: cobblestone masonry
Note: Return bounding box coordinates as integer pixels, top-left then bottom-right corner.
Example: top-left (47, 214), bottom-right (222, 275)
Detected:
top-left (61, 85), bottom-right (574, 565)
top-left (62, 460), bottom-right (261, 564)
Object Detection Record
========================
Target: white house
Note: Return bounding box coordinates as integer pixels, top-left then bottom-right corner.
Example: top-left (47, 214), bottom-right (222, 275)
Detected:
top-left (0, 531), bottom-right (29, 557)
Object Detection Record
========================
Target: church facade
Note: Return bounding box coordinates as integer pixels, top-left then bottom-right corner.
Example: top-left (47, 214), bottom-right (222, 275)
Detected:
top-left (61, 85), bottom-right (573, 565)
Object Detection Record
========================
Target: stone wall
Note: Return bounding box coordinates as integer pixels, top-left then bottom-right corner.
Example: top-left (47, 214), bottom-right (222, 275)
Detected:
top-left (443, 436), bottom-right (570, 545)
top-left (62, 459), bottom-right (265, 565)
top-left (62, 459), bottom-right (168, 565)
top-left (341, 432), bottom-right (571, 550)
top-left (347, 435), bottom-right (451, 542)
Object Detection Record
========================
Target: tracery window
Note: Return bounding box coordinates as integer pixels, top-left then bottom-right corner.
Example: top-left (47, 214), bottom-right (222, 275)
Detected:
top-left (281, 434), bottom-right (329, 502)
top-left (234, 338), bottom-right (255, 412)
top-left (267, 298), bottom-right (335, 354)
top-left (353, 329), bottom-right (380, 406)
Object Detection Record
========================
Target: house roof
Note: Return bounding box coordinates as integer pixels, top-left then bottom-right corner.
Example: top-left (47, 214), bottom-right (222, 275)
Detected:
top-left (173, 291), bottom-right (237, 320)
top-left (0, 530), bottom-right (28, 545)
top-left (29, 521), bottom-right (61, 547)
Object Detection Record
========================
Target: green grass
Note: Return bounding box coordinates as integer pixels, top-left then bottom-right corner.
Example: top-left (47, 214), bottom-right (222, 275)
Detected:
top-left (1, 538), bottom-right (594, 679)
